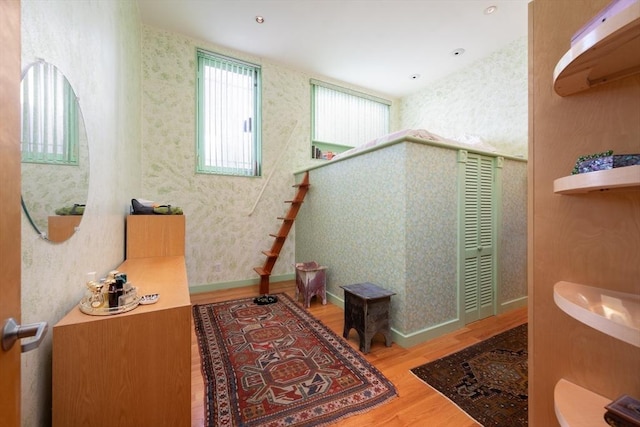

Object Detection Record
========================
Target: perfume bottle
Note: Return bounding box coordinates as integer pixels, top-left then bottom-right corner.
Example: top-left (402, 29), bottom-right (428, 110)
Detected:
top-left (107, 279), bottom-right (118, 308)
top-left (85, 272), bottom-right (104, 308)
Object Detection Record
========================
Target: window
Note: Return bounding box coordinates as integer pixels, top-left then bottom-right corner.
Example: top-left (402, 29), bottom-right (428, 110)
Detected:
top-left (196, 49), bottom-right (261, 176)
top-left (21, 61), bottom-right (79, 165)
top-left (311, 79), bottom-right (390, 149)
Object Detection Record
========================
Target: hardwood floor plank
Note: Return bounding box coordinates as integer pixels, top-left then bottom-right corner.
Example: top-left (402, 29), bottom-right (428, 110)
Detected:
top-left (190, 280), bottom-right (527, 426)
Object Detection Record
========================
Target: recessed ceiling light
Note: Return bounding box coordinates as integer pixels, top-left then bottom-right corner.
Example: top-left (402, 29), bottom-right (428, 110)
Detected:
top-left (484, 5), bottom-right (497, 15)
top-left (255, 16), bottom-right (265, 24)
top-left (410, 74), bottom-right (421, 80)
top-left (451, 48), bottom-right (465, 57)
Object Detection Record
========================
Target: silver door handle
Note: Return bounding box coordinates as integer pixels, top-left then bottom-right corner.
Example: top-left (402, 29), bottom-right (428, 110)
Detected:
top-left (2, 318), bottom-right (48, 353)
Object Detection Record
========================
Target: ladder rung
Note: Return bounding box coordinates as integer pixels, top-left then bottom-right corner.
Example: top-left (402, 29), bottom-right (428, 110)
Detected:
top-left (284, 199), bottom-right (304, 204)
top-left (277, 216), bottom-right (295, 221)
top-left (254, 267), bottom-right (270, 276)
top-left (269, 233), bottom-right (286, 239)
top-left (262, 251), bottom-right (278, 258)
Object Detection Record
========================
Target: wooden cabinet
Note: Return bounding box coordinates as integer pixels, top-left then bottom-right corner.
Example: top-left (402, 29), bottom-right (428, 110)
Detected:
top-left (47, 215), bottom-right (82, 242)
top-left (53, 217), bottom-right (191, 426)
top-left (529, 1), bottom-right (640, 426)
top-left (126, 214), bottom-right (185, 259)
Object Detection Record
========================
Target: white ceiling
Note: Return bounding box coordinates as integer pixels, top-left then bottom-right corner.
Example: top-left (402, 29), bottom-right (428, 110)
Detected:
top-left (137, 0), bottom-right (529, 98)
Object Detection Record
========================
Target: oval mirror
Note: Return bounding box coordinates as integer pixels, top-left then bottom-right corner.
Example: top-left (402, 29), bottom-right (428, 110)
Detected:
top-left (20, 60), bottom-right (89, 243)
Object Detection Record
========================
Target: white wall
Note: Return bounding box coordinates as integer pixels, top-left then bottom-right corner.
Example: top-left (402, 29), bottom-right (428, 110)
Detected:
top-left (401, 37), bottom-right (528, 158)
top-left (20, 1), bottom-right (142, 425)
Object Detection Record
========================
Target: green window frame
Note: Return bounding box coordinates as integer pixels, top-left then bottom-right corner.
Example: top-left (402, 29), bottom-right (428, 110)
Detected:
top-left (21, 61), bottom-right (79, 165)
top-left (311, 79), bottom-right (390, 151)
top-left (196, 49), bottom-right (262, 176)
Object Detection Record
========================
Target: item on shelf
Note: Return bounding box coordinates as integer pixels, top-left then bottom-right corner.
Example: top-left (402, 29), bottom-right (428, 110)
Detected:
top-left (605, 395), bottom-right (640, 427)
top-left (140, 294), bottom-right (159, 305)
top-left (571, 151), bottom-right (640, 174)
top-left (131, 198), bottom-right (183, 215)
top-left (85, 272), bottom-right (104, 308)
top-left (79, 269), bottom-right (141, 315)
top-left (54, 203), bottom-right (85, 215)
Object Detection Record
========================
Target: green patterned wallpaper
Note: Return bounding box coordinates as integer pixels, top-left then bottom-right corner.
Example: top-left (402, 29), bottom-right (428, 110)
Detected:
top-left (295, 140), bottom-right (527, 344)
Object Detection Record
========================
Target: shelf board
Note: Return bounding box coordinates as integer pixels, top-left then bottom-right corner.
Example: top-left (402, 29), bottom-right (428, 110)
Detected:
top-left (554, 379), bottom-right (610, 427)
top-left (553, 165), bottom-right (640, 194)
top-left (553, 281), bottom-right (640, 347)
top-left (553, 2), bottom-right (640, 96)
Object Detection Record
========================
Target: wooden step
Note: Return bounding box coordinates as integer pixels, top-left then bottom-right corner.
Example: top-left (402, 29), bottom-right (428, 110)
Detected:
top-left (253, 266), bottom-right (270, 276)
top-left (255, 171), bottom-right (309, 295)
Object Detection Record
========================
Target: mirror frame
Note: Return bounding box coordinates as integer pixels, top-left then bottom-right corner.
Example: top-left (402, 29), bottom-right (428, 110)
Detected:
top-left (20, 60), bottom-right (89, 243)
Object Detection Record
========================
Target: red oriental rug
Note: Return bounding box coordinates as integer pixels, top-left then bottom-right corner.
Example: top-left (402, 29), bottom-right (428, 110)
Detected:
top-left (192, 293), bottom-right (397, 427)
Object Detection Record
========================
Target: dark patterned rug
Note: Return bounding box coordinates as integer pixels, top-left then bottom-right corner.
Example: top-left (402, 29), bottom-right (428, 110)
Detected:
top-left (193, 293), bottom-right (397, 426)
top-left (411, 324), bottom-right (528, 427)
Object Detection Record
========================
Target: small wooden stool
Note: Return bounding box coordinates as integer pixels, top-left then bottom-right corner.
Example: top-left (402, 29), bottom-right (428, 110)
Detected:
top-left (294, 262), bottom-right (327, 308)
top-left (341, 282), bottom-right (395, 354)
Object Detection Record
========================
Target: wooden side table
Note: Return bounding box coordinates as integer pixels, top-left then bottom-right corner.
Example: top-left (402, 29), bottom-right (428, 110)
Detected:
top-left (341, 282), bottom-right (395, 354)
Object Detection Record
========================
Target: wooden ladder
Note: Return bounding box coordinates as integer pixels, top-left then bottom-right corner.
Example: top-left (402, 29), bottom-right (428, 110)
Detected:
top-left (254, 171), bottom-right (310, 295)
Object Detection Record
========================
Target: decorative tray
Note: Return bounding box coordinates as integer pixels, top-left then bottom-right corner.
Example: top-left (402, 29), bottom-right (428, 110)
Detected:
top-left (79, 286), bottom-right (141, 316)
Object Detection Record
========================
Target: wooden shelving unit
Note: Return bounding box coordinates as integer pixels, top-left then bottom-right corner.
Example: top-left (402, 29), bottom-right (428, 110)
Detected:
top-left (553, 281), bottom-right (640, 347)
top-left (553, 2), bottom-right (640, 96)
top-left (553, 165), bottom-right (640, 194)
top-left (532, 2), bottom-right (640, 426)
top-left (554, 379), bottom-right (609, 427)
top-left (553, 278), bottom-right (640, 426)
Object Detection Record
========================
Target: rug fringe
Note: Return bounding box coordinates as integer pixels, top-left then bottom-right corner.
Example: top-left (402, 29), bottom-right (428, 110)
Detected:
top-left (409, 370), bottom-right (483, 427)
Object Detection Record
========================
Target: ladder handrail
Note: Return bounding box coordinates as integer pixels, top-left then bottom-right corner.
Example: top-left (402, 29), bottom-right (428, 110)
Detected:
top-left (248, 120), bottom-right (299, 217)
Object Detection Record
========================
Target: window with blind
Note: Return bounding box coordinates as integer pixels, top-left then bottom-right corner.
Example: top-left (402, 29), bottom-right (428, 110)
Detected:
top-left (196, 49), bottom-right (261, 176)
top-left (21, 61), bottom-right (79, 165)
top-left (311, 79), bottom-right (390, 155)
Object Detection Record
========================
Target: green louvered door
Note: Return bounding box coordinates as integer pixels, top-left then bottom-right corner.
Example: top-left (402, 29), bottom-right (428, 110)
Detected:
top-left (459, 151), bottom-right (496, 324)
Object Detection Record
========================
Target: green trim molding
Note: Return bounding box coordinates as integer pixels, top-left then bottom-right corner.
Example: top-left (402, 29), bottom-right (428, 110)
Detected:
top-left (189, 273), bottom-right (295, 295)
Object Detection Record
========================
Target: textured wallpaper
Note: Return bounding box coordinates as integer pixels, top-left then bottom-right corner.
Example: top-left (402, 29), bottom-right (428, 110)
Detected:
top-left (404, 144), bottom-right (459, 331)
top-left (498, 159), bottom-right (528, 305)
top-left (141, 26), bottom-right (398, 288)
top-left (296, 140), bottom-right (527, 340)
top-left (400, 37), bottom-right (528, 158)
top-left (20, 1), bottom-right (142, 426)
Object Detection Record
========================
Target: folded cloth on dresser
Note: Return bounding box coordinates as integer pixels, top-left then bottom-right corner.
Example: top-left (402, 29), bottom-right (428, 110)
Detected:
top-left (55, 204), bottom-right (85, 215)
top-left (131, 199), bottom-right (183, 215)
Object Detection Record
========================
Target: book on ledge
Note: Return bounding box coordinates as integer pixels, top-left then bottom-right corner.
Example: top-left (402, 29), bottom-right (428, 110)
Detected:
top-left (605, 395), bottom-right (640, 427)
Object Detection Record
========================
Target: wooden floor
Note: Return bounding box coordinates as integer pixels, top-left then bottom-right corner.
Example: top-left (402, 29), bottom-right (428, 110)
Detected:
top-left (190, 281), bottom-right (528, 427)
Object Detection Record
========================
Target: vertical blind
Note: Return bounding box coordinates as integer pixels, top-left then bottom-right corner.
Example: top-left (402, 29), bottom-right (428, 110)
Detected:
top-left (21, 62), bottom-right (79, 164)
top-left (311, 79), bottom-right (390, 147)
top-left (197, 49), bottom-right (261, 176)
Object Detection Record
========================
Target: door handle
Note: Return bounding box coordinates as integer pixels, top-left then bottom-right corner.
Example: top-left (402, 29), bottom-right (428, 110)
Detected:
top-left (477, 246), bottom-right (483, 251)
top-left (2, 318), bottom-right (48, 353)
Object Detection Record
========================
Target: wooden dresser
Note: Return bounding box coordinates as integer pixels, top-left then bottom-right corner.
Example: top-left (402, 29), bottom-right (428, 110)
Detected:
top-left (52, 216), bottom-right (191, 426)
